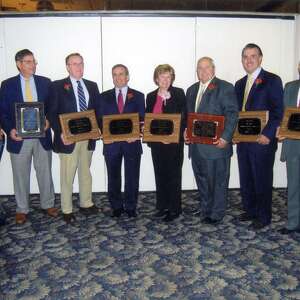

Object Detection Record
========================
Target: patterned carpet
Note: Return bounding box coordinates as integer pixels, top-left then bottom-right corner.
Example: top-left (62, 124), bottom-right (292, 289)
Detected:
top-left (0, 189), bottom-right (300, 300)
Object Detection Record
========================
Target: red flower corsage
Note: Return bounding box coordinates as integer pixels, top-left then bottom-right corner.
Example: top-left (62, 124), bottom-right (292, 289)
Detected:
top-left (208, 83), bottom-right (216, 90)
top-left (127, 91), bottom-right (134, 100)
top-left (255, 78), bottom-right (263, 85)
top-left (64, 83), bottom-right (71, 91)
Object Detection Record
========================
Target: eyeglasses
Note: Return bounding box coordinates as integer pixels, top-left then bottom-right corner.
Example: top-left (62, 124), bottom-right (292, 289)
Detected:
top-left (21, 59), bottom-right (38, 65)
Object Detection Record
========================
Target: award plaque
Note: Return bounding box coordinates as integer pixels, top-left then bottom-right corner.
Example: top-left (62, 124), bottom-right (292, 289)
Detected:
top-left (59, 110), bottom-right (101, 143)
top-left (233, 111), bottom-right (268, 142)
top-left (278, 107), bottom-right (300, 139)
top-left (15, 102), bottom-right (45, 138)
top-left (143, 113), bottom-right (181, 143)
top-left (186, 113), bottom-right (225, 144)
top-left (102, 113), bottom-right (140, 143)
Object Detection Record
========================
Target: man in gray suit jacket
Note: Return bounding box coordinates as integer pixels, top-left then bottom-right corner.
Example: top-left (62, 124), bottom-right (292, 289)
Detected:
top-left (185, 57), bottom-right (238, 224)
top-left (278, 74), bottom-right (300, 234)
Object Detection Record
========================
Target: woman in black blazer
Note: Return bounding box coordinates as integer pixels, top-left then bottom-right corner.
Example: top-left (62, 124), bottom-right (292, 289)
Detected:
top-left (145, 64), bottom-right (187, 222)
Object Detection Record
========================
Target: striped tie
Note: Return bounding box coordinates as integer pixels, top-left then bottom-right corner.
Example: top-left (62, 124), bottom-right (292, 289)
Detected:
top-left (77, 80), bottom-right (87, 111)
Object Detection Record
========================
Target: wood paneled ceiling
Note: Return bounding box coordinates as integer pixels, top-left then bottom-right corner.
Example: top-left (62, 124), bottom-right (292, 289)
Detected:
top-left (0, 0), bottom-right (299, 13)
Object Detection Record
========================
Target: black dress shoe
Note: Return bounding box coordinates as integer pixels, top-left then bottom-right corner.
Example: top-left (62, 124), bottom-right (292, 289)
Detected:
top-left (79, 205), bottom-right (99, 215)
top-left (163, 213), bottom-right (180, 222)
top-left (278, 228), bottom-right (297, 235)
top-left (251, 220), bottom-right (266, 230)
top-left (201, 217), bottom-right (211, 224)
top-left (154, 210), bottom-right (168, 218)
top-left (239, 213), bottom-right (254, 222)
top-left (126, 210), bottom-right (137, 218)
top-left (112, 208), bottom-right (123, 218)
top-left (63, 213), bottom-right (76, 224)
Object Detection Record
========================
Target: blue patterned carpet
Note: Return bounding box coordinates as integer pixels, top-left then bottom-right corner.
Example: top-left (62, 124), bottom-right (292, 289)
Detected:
top-left (0, 189), bottom-right (300, 300)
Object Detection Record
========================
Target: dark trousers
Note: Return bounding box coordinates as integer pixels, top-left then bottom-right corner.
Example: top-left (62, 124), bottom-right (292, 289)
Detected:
top-left (192, 155), bottom-right (230, 221)
top-left (105, 152), bottom-right (141, 211)
top-left (151, 143), bottom-right (184, 214)
top-left (237, 144), bottom-right (275, 225)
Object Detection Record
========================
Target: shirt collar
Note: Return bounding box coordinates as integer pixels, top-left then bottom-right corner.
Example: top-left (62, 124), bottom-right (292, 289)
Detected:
top-left (247, 67), bottom-right (262, 81)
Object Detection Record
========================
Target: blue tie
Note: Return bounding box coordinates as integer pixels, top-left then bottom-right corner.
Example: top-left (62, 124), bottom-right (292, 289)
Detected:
top-left (77, 80), bottom-right (87, 111)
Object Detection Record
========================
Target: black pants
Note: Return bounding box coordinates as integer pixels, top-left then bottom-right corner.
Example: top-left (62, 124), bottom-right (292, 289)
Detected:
top-left (151, 143), bottom-right (184, 214)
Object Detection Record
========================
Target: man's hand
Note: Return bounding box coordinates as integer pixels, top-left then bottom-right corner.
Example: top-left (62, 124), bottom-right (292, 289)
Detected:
top-left (44, 119), bottom-right (50, 131)
top-left (10, 129), bottom-right (22, 141)
top-left (61, 133), bottom-right (74, 146)
top-left (276, 126), bottom-right (285, 142)
top-left (127, 138), bottom-right (139, 143)
top-left (257, 134), bottom-right (270, 145)
top-left (184, 128), bottom-right (191, 144)
top-left (213, 138), bottom-right (228, 149)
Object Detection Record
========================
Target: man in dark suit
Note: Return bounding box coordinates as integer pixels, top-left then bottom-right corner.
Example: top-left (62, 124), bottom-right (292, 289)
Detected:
top-left (185, 57), bottom-right (238, 224)
top-left (97, 64), bottom-right (145, 218)
top-left (235, 43), bottom-right (283, 229)
top-left (278, 70), bottom-right (300, 234)
top-left (0, 49), bottom-right (57, 224)
top-left (48, 53), bottom-right (100, 224)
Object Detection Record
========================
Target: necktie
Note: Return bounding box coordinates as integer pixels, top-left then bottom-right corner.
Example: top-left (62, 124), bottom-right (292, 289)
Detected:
top-left (242, 75), bottom-right (253, 111)
top-left (25, 79), bottom-right (33, 102)
top-left (77, 81), bottom-right (87, 111)
top-left (118, 89), bottom-right (124, 113)
top-left (195, 84), bottom-right (205, 112)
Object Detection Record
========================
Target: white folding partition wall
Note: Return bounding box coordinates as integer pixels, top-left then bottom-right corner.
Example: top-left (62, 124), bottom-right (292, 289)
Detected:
top-left (0, 12), bottom-right (297, 195)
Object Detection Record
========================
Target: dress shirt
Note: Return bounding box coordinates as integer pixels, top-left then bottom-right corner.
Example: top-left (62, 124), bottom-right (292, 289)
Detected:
top-left (115, 86), bottom-right (128, 106)
top-left (20, 74), bottom-right (38, 102)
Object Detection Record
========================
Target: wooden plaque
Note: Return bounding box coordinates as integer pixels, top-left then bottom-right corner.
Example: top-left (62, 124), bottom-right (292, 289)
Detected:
top-left (102, 113), bottom-right (140, 143)
top-left (233, 111), bottom-right (268, 142)
top-left (15, 102), bottom-right (45, 138)
top-left (59, 109), bottom-right (101, 143)
top-left (143, 113), bottom-right (181, 143)
top-left (186, 113), bottom-right (225, 144)
top-left (278, 107), bottom-right (300, 139)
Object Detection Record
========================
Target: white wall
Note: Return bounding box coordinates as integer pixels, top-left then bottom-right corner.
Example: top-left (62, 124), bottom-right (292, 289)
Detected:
top-left (0, 13), bottom-right (296, 195)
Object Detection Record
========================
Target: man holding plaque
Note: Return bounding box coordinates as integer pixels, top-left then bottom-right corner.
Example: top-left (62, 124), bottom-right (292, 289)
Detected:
top-left (277, 68), bottom-right (300, 234)
top-left (235, 43), bottom-right (283, 229)
top-left (0, 49), bottom-right (57, 224)
top-left (48, 53), bottom-right (100, 224)
top-left (185, 57), bottom-right (238, 224)
top-left (97, 64), bottom-right (145, 218)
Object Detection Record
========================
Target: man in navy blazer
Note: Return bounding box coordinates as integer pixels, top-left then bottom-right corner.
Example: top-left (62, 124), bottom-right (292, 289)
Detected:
top-left (0, 49), bottom-right (57, 224)
top-left (235, 43), bottom-right (283, 229)
top-left (97, 64), bottom-right (145, 218)
top-left (48, 53), bottom-right (100, 224)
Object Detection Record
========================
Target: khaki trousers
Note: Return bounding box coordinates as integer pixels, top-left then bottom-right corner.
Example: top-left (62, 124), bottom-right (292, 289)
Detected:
top-left (59, 141), bottom-right (93, 214)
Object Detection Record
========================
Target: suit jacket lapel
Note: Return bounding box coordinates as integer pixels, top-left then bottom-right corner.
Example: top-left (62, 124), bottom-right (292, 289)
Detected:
top-left (147, 89), bottom-right (158, 113)
top-left (64, 77), bottom-right (77, 112)
top-left (16, 75), bottom-right (24, 102)
top-left (109, 88), bottom-right (119, 113)
top-left (198, 77), bottom-right (217, 111)
top-left (291, 81), bottom-right (300, 106)
top-left (34, 75), bottom-right (42, 102)
top-left (190, 82), bottom-right (199, 112)
top-left (247, 69), bottom-right (264, 103)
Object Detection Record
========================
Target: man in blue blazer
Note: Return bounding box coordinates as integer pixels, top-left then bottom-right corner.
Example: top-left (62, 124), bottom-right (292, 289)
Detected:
top-left (48, 53), bottom-right (100, 224)
top-left (235, 43), bottom-right (283, 229)
top-left (186, 57), bottom-right (238, 224)
top-left (278, 73), bottom-right (300, 234)
top-left (97, 64), bottom-right (145, 218)
top-left (0, 49), bottom-right (57, 224)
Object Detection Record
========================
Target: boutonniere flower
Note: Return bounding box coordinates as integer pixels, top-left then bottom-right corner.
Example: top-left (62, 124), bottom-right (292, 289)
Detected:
top-left (127, 91), bottom-right (134, 100)
top-left (64, 83), bottom-right (71, 91)
top-left (207, 83), bottom-right (217, 90)
top-left (255, 78), bottom-right (263, 86)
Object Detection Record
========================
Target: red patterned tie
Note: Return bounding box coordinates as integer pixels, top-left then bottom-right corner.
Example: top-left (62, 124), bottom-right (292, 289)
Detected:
top-left (118, 89), bottom-right (124, 113)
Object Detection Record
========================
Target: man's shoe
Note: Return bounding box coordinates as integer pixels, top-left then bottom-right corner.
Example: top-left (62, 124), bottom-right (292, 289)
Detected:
top-left (239, 213), bottom-right (253, 222)
top-left (63, 213), bottom-right (76, 224)
top-left (201, 216), bottom-right (211, 224)
top-left (79, 205), bottom-right (99, 215)
top-left (163, 213), bottom-right (180, 222)
top-left (112, 208), bottom-right (123, 218)
top-left (154, 210), bottom-right (168, 218)
top-left (251, 220), bottom-right (266, 230)
top-left (43, 207), bottom-right (59, 217)
top-left (16, 213), bottom-right (27, 224)
top-left (126, 210), bottom-right (137, 218)
top-left (278, 227), bottom-right (297, 235)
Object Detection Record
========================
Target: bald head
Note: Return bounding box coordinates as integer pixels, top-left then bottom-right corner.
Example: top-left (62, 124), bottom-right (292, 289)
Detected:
top-left (197, 57), bottom-right (215, 83)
